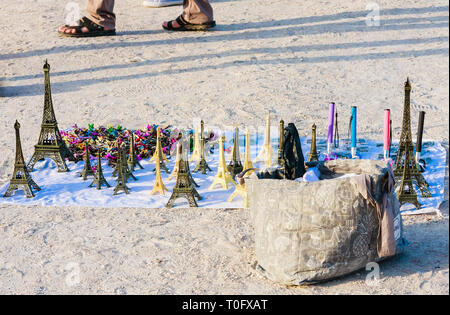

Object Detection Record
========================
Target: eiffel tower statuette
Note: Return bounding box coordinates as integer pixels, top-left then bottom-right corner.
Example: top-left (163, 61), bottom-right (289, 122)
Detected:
top-left (150, 127), bottom-right (169, 173)
top-left (89, 150), bottom-right (111, 190)
top-left (190, 125), bottom-right (202, 162)
top-left (227, 125), bottom-right (243, 178)
top-left (150, 148), bottom-right (169, 196)
top-left (166, 142), bottom-right (201, 208)
top-left (150, 126), bottom-right (169, 164)
top-left (308, 124), bottom-right (319, 162)
top-left (4, 121), bottom-right (41, 198)
top-left (397, 146), bottom-right (421, 209)
top-left (254, 113), bottom-right (273, 167)
top-left (79, 142), bottom-right (95, 180)
top-left (393, 78), bottom-right (431, 198)
top-left (277, 120), bottom-right (285, 166)
top-left (127, 133), bottom-right (143, 171)
top-left (113, 148), bottom-right (130, 195)
top-left (242, 127), bottom-right (255, 177)
top-left (27, 60), bottom-right (74, 173)
top-left (227, 182), bottom-right (249, 208)
top-left (193, 121), bottom-right (212, 174)
top-left (209, 136), bottom-right (234, 190)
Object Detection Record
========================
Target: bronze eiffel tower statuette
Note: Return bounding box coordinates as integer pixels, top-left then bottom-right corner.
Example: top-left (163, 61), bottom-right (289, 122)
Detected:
top-left (89, 151), bottom-right (111, 190)
top-left (308, 124), bottom-right (319, 162)
top-left (227, 125), bottom-right (243, 178)
top-left (113, 148), bottom-right (130, 195)
top-left (193, 120), bottom-right (212, 174)
top-left (277, 119), bottom-right (285, 165)
top-left (397, 145), bottom-right (421, 209)
top-left (3, 121), bottom-right (41, 198)
top-left (393, 78), bottom-right (431, 199)
top-left (79, 142), bottom-right (95, 180)
top-left (27, 60), bottom-right (74, 172)
top-left (127, 133), bottom-right (143, 171)
top-left (167, 142), bottom-right (201, 208)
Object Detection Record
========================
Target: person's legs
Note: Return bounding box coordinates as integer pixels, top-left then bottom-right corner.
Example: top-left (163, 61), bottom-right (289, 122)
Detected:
top-left (86, 0), bottom-right (116, 29)
top-left (58, 0), bottom-right (115, 36)
top-left (182, 0), bottom-right (213, 24)
top-left (162, 0), bottom-right (214, 30)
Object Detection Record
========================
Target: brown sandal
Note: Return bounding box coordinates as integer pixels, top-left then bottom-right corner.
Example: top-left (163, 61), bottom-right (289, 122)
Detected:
top-left (59, 17), bottom-right (116, 38)
top-left (162, 15), bottom-right (215, 31)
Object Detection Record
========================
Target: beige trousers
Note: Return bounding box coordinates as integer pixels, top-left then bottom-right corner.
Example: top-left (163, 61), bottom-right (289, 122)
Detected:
top-left (86, 0), bottom-right (213, 29)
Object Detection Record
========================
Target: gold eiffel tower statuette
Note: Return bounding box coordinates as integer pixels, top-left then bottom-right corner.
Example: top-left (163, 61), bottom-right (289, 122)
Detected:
top-left (189, 126), bottom-right (202, 162)
top-left (27, 60), bottom-right (74, 173)
top-left (3, 121), bottom-right (41, 198)
top-left (397, 146), bottom-right (421, 209)
top-left (89, 150), bottom-right (110, 190)
top-left (166, 142), bottom-right (201, 208)
top-left (209, 136), bottom-right (234, 190)
top-left (308, 124), bottom-right (319, 162)
top-left (150, 126), bottom-right (169, 163)
top-left (277, 119), bottom-right (285, 166)
top-left (193, 121), bottom-right (212, 174)
top-left (393, 78), bottom-right (431, 198)
top-left (79, 142), bottom-right (95, 180)
top-left (179, 133), bottom-right (200, 187)
top-left (254, 113), bottom-right (273, 167)
top-left (227, 125), bottom-right (243, 178)
top-left (227, 182), bottom-right (249, 208)
top-left (242, 127), bottom-right (255, 177)
top-left (127, 133), bottom-right (143, 172)
top-left (113, 147), bottom-right (130, 195)
top-left (150, 127), bottom-right (169, 173)
top-left (150, 149), bottom-right (169, 196)
top-left (168, 141), bottom-right (182, 180)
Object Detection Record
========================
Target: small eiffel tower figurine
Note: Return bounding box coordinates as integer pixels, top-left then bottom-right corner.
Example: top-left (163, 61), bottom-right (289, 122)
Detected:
top-left (166, 142), bottom-right (201, 208)
top-left (397, 146), bottom-right (421, 209)
top-left (150, 127), bottom-right (169, 173)
top-left (127, 133), bottom-right (143, 172)
top-left (168, 141), bottom-right (182, 180)
top-left (150, 150), bottom-right (169, 196)
top-left (393, 78), bottom-right (431, 198)
top-left (209, 136), bottom-right (234, 190)
top-left (254, 113), bottom-right (273, 167)
top-left (4, 121), bottom-right (41, 198)
top-left (113, 148), bottom-right (130, 195)
top-left (28, 60), bottom-right (74, 172)
top-left (227, 182), bottom-right (249, 208)
top-left (89, 150), bottom-right (110, 190)
top-left (79, 142), bottom-right (95, 180)
top-left (189, 125), bottom-right (202, 162)
top-left (308, 124), bottom-right (319, 162)
top-left (277, 119), bottom-right (285, 166)
top-left (227, 125), bottom-right (243, 178)
top-left (193, 121), bottom-right (212, 174)
top-left (242, 127), bottom-right (255, 177)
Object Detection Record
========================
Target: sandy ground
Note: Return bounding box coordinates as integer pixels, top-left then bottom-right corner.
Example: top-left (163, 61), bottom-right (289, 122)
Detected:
top-left (0, 0), bottom-right (448, 294)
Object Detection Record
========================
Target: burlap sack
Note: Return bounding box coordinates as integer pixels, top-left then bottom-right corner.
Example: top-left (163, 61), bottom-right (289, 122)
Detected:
top-left (247, 159), bottom-right (405, 285)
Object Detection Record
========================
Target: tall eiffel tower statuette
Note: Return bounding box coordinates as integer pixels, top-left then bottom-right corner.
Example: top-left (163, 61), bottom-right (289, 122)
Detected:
top-left (277, 119), bottom-right (285, 166)
top-left (89, 150), bottom-right (111, 190)
top-left (150, 127), bottom-right (169, 173)
top-left (113, 147), bottom-right (130, 195)
top-left (242, 127), bottom-right (255, 178)
top-left (28, 60), bottom-right (74, 172)
top-left (254, 113), bottom-right (273, 167)
top-left (79, 142), bottom-right (95, 180)
top-left (397, 145), bottom-right (421, 209)
top-left (166, 142), bottom-right (201, 208)
top-left (308, 124), bottom-right (319, 162)
top-left (4, 121), bottom-right (41, 198)
top-left (127, 133), bottom-right (143, 171)
top-left (193, 120), bottom-right (212, 174)
top-left (393, 78), bottom-right (431, 198)
top-left (228, 125), bottom-right (243, 178)
top-left (209, 136), bottom-right (234, 190)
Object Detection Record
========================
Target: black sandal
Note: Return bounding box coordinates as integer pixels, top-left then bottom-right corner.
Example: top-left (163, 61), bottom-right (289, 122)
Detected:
top-left (58, 17), bottom-right (116, 38)
top-left (162, 15), bottom-right (215, 31)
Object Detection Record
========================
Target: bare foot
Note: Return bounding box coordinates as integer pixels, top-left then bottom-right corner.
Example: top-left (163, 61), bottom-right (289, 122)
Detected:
top-left (162, 20), bottom-right (181, 29)
top-left (58, 24), bottom-right (113, 35)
